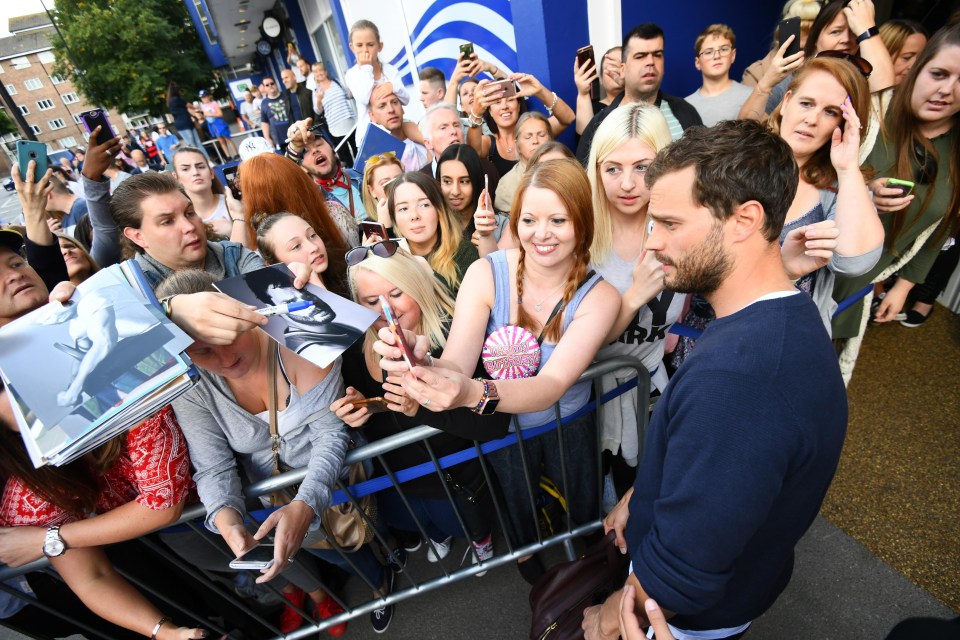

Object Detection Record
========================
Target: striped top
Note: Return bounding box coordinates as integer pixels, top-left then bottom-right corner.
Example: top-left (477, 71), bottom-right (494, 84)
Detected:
top-left (314, 80), bottom-right (356, 137)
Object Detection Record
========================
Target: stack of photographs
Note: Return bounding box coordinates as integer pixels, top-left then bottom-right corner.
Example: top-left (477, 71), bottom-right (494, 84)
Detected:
top-left (0, 261), bottom-right (197, 468)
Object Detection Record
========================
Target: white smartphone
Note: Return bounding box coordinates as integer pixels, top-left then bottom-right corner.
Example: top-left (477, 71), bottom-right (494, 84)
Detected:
top-left (228, 544), bottom-right (280, 570)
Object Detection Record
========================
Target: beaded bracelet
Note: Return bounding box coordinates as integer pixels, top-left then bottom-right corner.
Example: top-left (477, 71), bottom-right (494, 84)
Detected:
top-left (545, 91), bottom-right (559, 117)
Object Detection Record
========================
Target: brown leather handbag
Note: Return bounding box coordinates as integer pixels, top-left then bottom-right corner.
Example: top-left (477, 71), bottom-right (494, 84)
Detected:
top-left (528, 530), bottom-right (631, 640)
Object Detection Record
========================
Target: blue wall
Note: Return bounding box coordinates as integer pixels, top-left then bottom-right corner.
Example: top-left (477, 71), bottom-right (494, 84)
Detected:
top-left (620, 1), bottom-right (783, 97)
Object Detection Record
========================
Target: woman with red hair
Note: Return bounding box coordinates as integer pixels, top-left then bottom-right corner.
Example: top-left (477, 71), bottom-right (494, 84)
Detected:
top-left (240, 153), bottom-right (352, 295)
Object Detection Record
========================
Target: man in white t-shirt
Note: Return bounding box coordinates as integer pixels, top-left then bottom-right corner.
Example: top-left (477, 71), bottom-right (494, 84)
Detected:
top-left (684, 24), bottom-right (754, 127)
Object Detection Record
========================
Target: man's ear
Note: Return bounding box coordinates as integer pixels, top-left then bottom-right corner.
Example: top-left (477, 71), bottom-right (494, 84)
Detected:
top-left (694, 56), bottom-right (702, 72)
top-left (728, 200), bottom-right (766, 244)
top-left (122, 226), bottom-right (147, 251)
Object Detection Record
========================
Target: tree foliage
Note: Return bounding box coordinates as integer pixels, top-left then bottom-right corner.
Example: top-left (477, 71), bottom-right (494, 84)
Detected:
top-left (0, 109), bottom-right (16, 136)
top-left (50, 0), bottom-right (214, 116)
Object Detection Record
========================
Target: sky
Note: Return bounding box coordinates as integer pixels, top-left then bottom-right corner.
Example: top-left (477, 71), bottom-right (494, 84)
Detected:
top-left (0, 0), bottom-right (54, 37)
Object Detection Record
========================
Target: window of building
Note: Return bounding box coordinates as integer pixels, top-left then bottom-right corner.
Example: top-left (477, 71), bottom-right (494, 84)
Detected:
top-left (61, 92), bottom-right (79, 104)
top-left (30, 125), bottom-right (42, 135)
top-left (24, 78), bottom-right (43, 90)
top-left (11, 57), bottom-right (31, 70)
top-left (0, 63), bottom-right (5, 74)
top-left (37, 51), bottom-right (56, 64)
top-left (4, 84), bottom-right (15, 95)
top-left (59, 136), bottom-right (78, 149)
top-left (37, 98), bottom-right (55, 111)
top-left (18, 105), bottom-right (29, 115)
top-left (48, 118), bottom-right (66, 130)
top-left (50, 73), bottom-right (66, 85)
top-left (72, 113), bottom-right (83, 124)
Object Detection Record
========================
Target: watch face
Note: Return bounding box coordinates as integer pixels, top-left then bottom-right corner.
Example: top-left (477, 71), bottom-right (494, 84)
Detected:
top-left (256, 39), bottom-right (272, 56)
top-left (44, 538), bottom-right (65, 557)
top-left (262, 17), bottom-right (281, 38)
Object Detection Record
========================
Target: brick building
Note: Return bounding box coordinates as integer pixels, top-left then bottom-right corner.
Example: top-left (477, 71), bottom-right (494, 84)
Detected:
top-left (0, 12), bottom-right (128, 168)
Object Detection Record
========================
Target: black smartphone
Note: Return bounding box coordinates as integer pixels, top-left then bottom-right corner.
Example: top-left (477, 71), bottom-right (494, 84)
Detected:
top-left (778, 17), bottom-right (802, 58)
top-left (222, 165), bottom-right (242, 200)
top-left (78, 109), bottom-right (115, 146)
top-left (228, 544), bottom-right (279, 570)
top-left (577, 45), bottom-right (600, 101)
top-left (459, 42), bottom-right (475, 60)
top-left (16, 140), bottom-right (49, 178)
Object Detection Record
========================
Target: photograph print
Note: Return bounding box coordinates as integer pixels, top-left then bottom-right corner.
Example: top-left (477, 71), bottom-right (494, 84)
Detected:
top-left (215, 265), bottom-right (378, 368)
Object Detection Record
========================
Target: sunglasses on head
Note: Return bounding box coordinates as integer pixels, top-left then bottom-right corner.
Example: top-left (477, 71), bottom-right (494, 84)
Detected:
top-left (913, 142), bottom-right (938, 185)
top-left (345, 240), bottom-right (400, 267)
top-left (366, 152), bottom-right (397, 167)
top-left (815, 50), bottom-right (873, 78)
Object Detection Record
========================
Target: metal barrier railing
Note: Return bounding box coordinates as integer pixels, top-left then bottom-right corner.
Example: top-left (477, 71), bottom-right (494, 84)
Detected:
top-left (0, 356), bottom-right (650, 639)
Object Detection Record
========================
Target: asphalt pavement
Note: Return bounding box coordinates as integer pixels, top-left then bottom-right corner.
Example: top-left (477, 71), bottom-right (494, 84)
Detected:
top-left (0, 186), bottom-right (23, 226)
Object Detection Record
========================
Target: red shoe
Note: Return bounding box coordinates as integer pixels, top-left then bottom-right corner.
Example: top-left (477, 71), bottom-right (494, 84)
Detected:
top-left (314, 597), bottom-right (348, 637)
top-left (279, 587), bottom-right (308, 633)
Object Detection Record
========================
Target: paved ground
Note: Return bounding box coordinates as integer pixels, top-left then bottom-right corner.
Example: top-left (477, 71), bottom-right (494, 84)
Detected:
top-left (0, 187), bottom-right (23, 225)
top-left (2, 516), bottom-right (950, 639)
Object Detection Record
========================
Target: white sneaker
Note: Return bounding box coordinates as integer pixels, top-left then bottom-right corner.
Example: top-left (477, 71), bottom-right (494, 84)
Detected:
top-left (471, 535), bottom-right (494, 577)
top-left (426, 536), bottom-right (453, 563)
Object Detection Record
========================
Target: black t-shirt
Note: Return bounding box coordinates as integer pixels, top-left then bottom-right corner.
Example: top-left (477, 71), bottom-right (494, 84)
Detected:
top-left (168, 96), bottom-right (193, 131)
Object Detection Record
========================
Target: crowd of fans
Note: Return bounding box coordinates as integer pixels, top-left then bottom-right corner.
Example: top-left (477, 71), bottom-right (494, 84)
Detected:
top-left (0, 1), bottom-right (958, 638)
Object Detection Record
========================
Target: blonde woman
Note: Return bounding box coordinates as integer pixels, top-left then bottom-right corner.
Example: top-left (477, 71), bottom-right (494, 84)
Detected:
top-left (387, 171), bottom-right (478, 295)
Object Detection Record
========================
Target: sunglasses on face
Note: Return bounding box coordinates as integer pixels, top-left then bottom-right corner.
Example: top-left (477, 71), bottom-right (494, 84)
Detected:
top-left (815, 50), bottom-right (873, 78)
top-left (345, 240), bottom-right (400, 266)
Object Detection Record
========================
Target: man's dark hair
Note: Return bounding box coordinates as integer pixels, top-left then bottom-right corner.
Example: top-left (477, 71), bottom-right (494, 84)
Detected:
top-left (622, 23), bottom-right (665, 60)
top-left (645, 120), bottom-right (798, 242)
top-left (246, 265), bottom-right (298, 305)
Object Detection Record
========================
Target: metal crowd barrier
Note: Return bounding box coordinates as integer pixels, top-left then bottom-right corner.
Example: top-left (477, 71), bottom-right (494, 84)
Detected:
top-left (0, 356), bottom-right (650, 639)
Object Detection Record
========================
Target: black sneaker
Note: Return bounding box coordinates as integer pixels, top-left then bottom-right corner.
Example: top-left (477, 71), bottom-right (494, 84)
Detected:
top-left (386, 546), bottom-right (407, 574)
top-left (395, 530), bottom-right (422, 553)
top-left (900, 307), bottom-right (932, 328)
top-left (370, 570), bottom-right (395, 634)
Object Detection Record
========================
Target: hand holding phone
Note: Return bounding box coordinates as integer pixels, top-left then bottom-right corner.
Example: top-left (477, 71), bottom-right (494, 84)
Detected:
top-left (379, 295), bottom-right (415, 368)
top-left (360, 221), bottom-right (390, 244)
top-left (222, 165), bottom-right (242, 200)
top-left (576, 45), bottom-right (600, 100)
top-left (778, 17), bottom-right (802, 58)
top-left (16, 141), bottom-right (49, 180)
top-left (352, 397), bottom-right (390, 414)
top-left (885, 178), bottom-right (915, 197)
top-left (229, 544), bottom-right (280, 570)
top-left (485, 79), bottom-right (517, 99)
top-left (78, 109), bottom-right (115, 147)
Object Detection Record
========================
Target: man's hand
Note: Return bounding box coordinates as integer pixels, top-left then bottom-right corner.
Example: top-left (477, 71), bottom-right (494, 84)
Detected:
top-left (285, 118), bottom-right (315, 154)
top-left (168, 292), bottom-right (267, 345)
top-left (582, 603), bottom-right (620, 640)
top-left (604, 486), bottom-right (634, 554)
top-left (620, 585), bottom-right (675, 640)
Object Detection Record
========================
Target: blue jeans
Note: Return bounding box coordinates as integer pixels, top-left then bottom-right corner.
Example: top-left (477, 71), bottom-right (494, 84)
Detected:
top-left (378, 487), bottom-right (492, 543)
top-left (177, 127), bottom-right (206, 154)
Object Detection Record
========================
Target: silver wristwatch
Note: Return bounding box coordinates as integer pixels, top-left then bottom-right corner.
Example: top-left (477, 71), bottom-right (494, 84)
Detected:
top-left (42, 525), bottom-right (66, 557)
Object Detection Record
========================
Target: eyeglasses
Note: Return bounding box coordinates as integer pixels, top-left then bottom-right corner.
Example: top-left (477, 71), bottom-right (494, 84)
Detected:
top-left (345, 240), bottom-right (400, 266)
top-left (815, 50), bottom-right (873, 78)
top-left (699, 45), bottom-right (733, 58)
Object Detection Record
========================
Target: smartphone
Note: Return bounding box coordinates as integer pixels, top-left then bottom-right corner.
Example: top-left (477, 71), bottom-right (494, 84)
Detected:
top-left (360, 221), bottom-right (389, 243)
top-left (576, 45), bottom-right (600, 101)
top-left (778, 17), bottom-right (802, 58)
top-left (353, 397), bottom-right (390, 414)
top-left (78, 109), bottom-right (115, 146)
top-left (228, 544), bottom-right (279, 570)
top-left (16, 141), bottom-right (48, 179)
top-left (222, 164), bottom-right (242, 200)
top-left (379, 294), bottom-right (415, 368)
top-left (885, 178), bottom-right (915, 197)
top-left (486, 79), bottom-right (517, 99)
top-left (459, 42), bottom-right (475, 60)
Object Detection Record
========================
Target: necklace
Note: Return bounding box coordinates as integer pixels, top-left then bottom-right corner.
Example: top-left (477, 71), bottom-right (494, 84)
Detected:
top-left (498, 134), bottom-right (514, 155)
top-left (520, 277), bottom-right (566, 312)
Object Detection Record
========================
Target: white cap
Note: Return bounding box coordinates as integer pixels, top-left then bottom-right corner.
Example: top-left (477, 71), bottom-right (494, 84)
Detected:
top-left (238, 136), bottom-right (276, 162)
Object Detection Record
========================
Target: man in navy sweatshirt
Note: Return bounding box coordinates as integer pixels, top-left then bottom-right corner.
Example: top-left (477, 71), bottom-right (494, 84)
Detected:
top-left (583, 120), bottom-right (847, 640)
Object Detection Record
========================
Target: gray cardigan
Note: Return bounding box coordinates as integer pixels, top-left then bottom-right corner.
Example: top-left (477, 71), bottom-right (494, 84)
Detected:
top-left (172, 358), bottom-right (349, 533)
